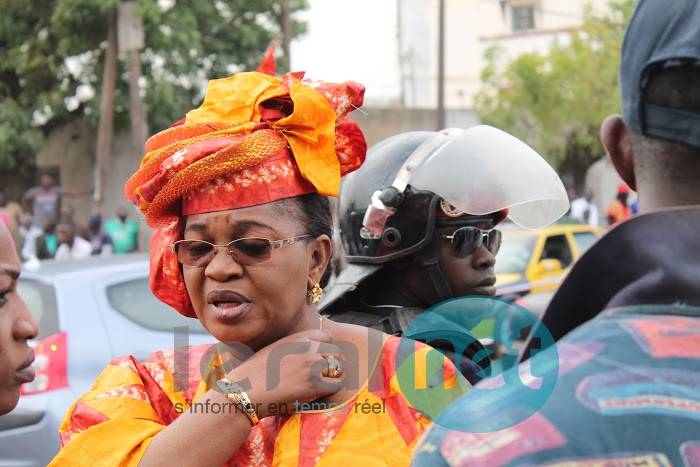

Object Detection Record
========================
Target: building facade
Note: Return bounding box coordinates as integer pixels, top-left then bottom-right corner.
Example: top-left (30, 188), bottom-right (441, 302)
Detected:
top-left (399, 0), bottom-right (610, 109)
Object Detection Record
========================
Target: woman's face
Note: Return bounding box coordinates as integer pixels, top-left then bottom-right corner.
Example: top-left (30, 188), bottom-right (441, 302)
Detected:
top-left (182, 201), bottom-right (330, 350)
top-left (0, 224), bottom-right (38, 415)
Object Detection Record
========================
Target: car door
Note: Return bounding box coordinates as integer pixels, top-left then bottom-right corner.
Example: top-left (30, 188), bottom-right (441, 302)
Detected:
top-left (92, 265), bottom-right (214, 362)
top-left (528, 233), bottom-right (574, 290)
top-left (570, 229), bottom-right (600, 258)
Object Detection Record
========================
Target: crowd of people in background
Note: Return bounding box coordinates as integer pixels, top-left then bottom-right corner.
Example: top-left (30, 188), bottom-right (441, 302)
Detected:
top-left (4, 173), bottom-right (640, 265)
top-left (0, 174), bottom-right (140, 263)
top-left (564, 182), bottom-right (635, 227)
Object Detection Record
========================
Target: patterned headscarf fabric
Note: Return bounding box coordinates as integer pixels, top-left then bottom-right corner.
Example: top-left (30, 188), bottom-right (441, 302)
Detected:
top-left (125, 70), bottom-right (367, 317)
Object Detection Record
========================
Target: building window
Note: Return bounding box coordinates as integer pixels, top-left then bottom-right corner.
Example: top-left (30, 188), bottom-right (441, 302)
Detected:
top-left (512, 4), bottom-right (535, 32)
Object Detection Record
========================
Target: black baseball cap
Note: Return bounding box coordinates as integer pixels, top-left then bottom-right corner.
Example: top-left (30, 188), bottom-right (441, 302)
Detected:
top-left (621, 0), bottom-right (700, 148)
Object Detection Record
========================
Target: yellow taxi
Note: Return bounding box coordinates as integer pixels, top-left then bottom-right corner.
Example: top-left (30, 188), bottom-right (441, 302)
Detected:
top-left (495, 223), bottom-right (604, 295)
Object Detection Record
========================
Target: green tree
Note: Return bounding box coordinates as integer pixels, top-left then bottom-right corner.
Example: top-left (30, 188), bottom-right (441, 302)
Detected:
top-left (475, 0), bottom-right (635, 188)
top-left (0, 0), bottom-right (307, 169)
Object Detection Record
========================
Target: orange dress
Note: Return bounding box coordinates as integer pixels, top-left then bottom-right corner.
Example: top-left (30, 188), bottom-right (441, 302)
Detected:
top-left (607, 199), bottom-right (632, 225)
top-left (49, 336), bottom-right (466, 466)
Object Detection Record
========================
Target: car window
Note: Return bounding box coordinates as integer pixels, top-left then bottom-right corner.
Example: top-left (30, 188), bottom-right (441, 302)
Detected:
top-left (106, 278), bottom-right (208, 334)
top-left (573, 232), bottom-right (598, 255)
top-left (495, 234), bottom-right (536, 274)
top-left (540, 234), bottom-right (573, 267)
top-left (17, 280), bottom-right (60, 340)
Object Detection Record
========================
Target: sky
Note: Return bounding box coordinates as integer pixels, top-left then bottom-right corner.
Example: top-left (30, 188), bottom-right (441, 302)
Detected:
top-left (290, 0), bottom-right (401, 105)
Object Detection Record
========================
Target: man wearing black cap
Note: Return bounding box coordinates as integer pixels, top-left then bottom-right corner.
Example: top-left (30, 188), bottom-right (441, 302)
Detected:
top-left (413, 1), bottom-right (700, 465)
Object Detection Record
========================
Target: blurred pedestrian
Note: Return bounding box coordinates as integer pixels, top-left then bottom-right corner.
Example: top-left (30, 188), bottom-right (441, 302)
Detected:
top-left (18, 214), bottom-right (42, 261)
top-left (570, 189), bottom-right (599, 226)
top-left (35, 221), bottom-right (58, 260)
top-left (22, 174), bottom-right (92, 232)
top-left (85, 214), bottom-right (113, 256)
top-left (0, 190), bottom-right (23, 247)
top-left (103, 207), bottom-right (139, 254)
top-left (0, 222), bottom-right (39, 415)
top-left (415, 1), bottom-right (700, 465)
top-left (630, 196), bottom-right (639, 215)
top-left (22, 174), bottom-right (63, 230)
top-left (606, 183), bottom-right (632, 225)
top-left (54, 221), bottom-right (91, 261)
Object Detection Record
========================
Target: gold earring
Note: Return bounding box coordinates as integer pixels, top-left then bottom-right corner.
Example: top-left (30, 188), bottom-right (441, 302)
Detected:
top-left (307, 283), bottom-right (323, 304)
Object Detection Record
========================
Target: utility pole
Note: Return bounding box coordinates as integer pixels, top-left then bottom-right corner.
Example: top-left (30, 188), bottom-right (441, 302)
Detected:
top-left (397, 0), bottom-right (405, 107)
top-left (281, 0), bottom-right (292, 70)
top-left (94, 12), bottom-right (117, 207)
top-left (127, 50), bottom-right (148, 151)
top-left (437, 0), bottom-right (446, 130)
top-left (119, 1), bottom-right (148, 154)
top-left (127, 51), bottom-right (148, 151)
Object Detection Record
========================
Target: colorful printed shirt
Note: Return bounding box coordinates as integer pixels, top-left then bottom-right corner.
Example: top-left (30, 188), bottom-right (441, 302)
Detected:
top-left (413, 305), bottom-right (700, 466)
top-left (50, 335), bottom-right (465, 466)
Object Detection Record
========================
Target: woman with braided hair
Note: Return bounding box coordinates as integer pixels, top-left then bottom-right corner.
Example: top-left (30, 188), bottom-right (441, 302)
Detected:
top-left (49, 68), bottom-right (465, 466)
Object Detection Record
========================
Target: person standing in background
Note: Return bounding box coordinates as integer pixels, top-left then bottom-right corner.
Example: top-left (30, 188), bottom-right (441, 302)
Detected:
top-left (22, 173), bottom-right (93, 232)
top-left (18, 214), bottom-right (42, 261)
top-left (85, 214), bottom-right (114, 256)
top-left (103, 207), bottom-right (139, 254)
top-left (606, 183), bottom-right (632, 225)
top-left (570, 190), bottom-right (599, 226)
top-left (54, 221), bottom-right (92, 261)
top-left (22, 174), bottom-right (64, 231)
top-left (35, 221), bottom-right (58, 260)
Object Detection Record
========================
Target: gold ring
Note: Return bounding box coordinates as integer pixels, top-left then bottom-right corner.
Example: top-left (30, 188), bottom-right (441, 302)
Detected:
top-left (324, 355), bottom-right (343, 378)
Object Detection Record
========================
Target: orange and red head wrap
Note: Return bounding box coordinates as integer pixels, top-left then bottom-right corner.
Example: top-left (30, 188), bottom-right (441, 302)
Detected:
top-left (125, 70), bottom-right (367, 317)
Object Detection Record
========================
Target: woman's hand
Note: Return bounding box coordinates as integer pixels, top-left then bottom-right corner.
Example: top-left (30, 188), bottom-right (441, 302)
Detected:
top-left (223, 329), bottom-right (344, 418)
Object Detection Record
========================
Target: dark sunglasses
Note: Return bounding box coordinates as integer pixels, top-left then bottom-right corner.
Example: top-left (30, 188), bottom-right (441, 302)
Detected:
top-left (441, 227), bottom-right (502, 257)
top-left (172, 234), bottom-right (312, 267)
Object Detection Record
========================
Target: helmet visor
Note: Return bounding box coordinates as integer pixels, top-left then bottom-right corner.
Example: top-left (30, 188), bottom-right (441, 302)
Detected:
top-left (408, 125), bottom-right (569, 228)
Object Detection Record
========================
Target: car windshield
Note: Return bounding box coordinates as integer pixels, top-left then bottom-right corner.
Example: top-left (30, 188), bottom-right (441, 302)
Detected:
top-left (495, 233), bottom-right (537, 274)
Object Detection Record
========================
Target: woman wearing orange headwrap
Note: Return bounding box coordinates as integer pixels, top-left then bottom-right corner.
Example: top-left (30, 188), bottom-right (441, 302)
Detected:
top-left (49, 70), bottom-right (466, 466)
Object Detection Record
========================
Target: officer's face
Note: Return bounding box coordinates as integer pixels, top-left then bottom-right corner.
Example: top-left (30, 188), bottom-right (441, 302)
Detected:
top-left (437, 217), bottom-right (497, 297)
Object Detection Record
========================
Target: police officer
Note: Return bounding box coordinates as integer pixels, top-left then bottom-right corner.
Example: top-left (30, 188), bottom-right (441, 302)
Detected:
top-left (323, 126), bottom-right (568, 381)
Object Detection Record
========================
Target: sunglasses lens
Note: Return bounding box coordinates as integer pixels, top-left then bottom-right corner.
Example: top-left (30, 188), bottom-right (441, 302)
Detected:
top-left (452, 227), bottom-right (482, 257)
top-left (231, 238), bottom-right (273, 264)
top-left (487, 230), bottom-right (502, 255)
top-left (176, 241), bottom-right (215, 266)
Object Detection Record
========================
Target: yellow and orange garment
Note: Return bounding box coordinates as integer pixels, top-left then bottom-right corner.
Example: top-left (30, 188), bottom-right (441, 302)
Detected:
top-left (50, 336), bottom-right (466, 466)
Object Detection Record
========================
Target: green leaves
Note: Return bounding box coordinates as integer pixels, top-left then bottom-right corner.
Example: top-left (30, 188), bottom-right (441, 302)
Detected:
top-left (475, 0), bottom-right (635, 183)
top-left (0, 0), bottom-right (307, 169)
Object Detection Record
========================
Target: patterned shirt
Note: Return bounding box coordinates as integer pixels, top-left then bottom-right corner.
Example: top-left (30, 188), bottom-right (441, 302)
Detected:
top-left (413, 304), bottom-right (700, 466)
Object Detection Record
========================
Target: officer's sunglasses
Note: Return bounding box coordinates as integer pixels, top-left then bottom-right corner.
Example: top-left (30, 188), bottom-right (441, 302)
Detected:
top-left (441, 227), bottom-right (502, 257)
top-left (172, 234), bottom-right (312, 267)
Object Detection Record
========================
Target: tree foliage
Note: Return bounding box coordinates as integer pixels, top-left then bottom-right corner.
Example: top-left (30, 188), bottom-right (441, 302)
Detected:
top-left (475, 0), bottom-right (636, 186)
top-left (0, 0), bottom-right (307, 169)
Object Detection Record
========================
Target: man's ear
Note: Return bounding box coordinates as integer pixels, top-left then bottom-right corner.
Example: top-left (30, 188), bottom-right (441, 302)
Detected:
top-left (600, 115), bottom-right (637, 191)
top-left (307, 235), bottom-right (333, 288)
